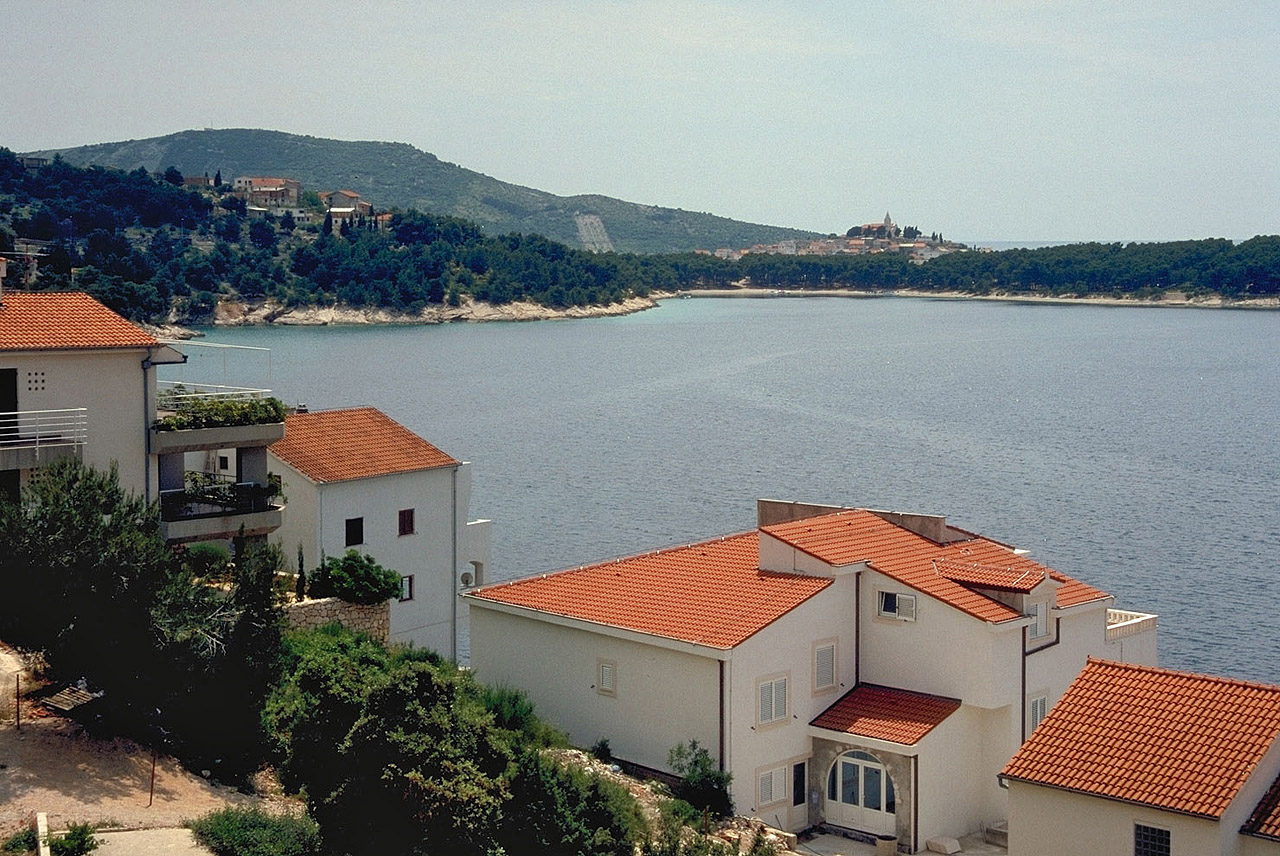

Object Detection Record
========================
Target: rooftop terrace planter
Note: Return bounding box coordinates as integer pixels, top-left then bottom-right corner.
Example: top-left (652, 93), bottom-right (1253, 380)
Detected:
top-left (150, 420), bottom-right (285, 454)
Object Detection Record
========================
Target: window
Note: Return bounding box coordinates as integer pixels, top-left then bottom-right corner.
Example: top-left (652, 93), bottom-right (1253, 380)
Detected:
top-left (758, 676), bottom-right (789, 725)
top-left (814, 642), bottom-right (837, 692)
top-left (1134, 824), bottom-right (1170, 856)
top-left (597, 659), bottom-right (617, 697)
top-left (398, 508), bottom-right (415, 537)
top-left (792, 762), bottom-right (807, 807)
top-left (399, 575), bottom-right (414, 602)
top-left (217, 455), bottom-right (230, 471)
top-left (345, 516), bottom-right (364, 546)
top-left (877, 591), bottom-right (917, 621)
top-left (1029, 695), bottom-right (1048, 731)
top-left (1029, 602), bottom-right (1049, 639)
top-left (758, 765), bottom-right (787, 807)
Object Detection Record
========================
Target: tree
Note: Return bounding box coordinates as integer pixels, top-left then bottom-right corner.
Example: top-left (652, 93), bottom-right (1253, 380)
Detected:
top-left (163, 166), bottom-right (184, 186)
top-left (279, 210), bottom-right (296, 233)
top-left (321, 210), bottom-right (333, 236)
top-left (213, 169), bottom-right (222, 187)
top-left (307, 550), bottom-right (401, 604)
top-left (668, 740), bottom-right (733, 818)
top-left (248, 218), bottom-right (278, 253)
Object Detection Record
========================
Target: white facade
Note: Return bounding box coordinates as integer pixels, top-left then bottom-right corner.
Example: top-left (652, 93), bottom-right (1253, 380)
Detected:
top-left (466, 502), bottom-right (1159, 850)
top-left (270, 452), bottom-right (491, 659)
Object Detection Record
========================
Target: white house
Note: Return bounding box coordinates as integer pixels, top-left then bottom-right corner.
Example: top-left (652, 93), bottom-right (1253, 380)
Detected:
top-left (0, 288), bottom-right (285, 544)
top-left (1001, 658), bottom-right (1280, 856)
top-left (464, 499), bottom-right (1158, 851)
top-left (269, 407), bottom-right (491, 659)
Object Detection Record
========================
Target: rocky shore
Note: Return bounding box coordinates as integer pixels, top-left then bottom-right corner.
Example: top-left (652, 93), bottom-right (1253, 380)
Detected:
top-left (681, 286), bottom-right (1280, 310)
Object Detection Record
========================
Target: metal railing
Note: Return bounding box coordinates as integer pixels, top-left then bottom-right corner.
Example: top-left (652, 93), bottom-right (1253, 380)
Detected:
top-left (0, 408), bottom-right (88, 450)
top-left (157, 381), bottom-right (273, 406)
top-left (159, 479), bottom-right (282, 522)
top-left (1105, 609), bottom-right (1158, 641)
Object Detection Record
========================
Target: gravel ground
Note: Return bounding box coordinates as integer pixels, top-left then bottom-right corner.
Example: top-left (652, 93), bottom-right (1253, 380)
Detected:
top-left (96, 828), bottom-right (211, 855)
top-left (0, 644), bottom-right (264, 837)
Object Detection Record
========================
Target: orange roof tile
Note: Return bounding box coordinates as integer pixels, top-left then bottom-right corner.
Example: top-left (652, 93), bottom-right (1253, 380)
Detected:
top-left (762, 510), bottom-right (1108, 622)
top-left (811, 684), bottom-right (961, 745)
top-left (0, 291), bottom-right (159, 351)
top-left (469, 532), bottom-right (832, 649)
top-left (1244, 772), bottom-right (1280, 841)
top-left (1001, 659), bottom-right (1280, 818)
top-left (934, 558), bottom-right (1045, 593)
top-left (270, 407), bottom-right (458, 483)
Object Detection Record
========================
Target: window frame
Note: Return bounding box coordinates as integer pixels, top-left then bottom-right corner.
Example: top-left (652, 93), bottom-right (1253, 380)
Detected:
top-left (757, 674), bottom-right (790, 726)
top-left (1029, 601), bottom-right (1050, 639)
top-left (596, 658), bottom-right (617, 697)
top-left (399, 574), bottom-right (415, 602)
top-left (398, 507), bottom-right (416, 537)
top-left (344, 516), bottom-right (364, 547)
top-left (877, 590), bottom-right (917, 621)
top-left (1134, 823), bottom-right (1171, 856)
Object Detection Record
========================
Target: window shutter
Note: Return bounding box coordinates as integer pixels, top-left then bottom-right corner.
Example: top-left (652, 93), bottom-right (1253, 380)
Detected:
top-left (759, 770), bottom-right (774, 805)
top-left (759, 681), bottom-right (774, 723)
top-left (897, 593), bottom-right (917, 621)
top-left (816, 644), bottom-right (835, 689)
top-left (600, 662), bottom-right (615, 693)
top-left (774, 677), bottom-right (788, 720)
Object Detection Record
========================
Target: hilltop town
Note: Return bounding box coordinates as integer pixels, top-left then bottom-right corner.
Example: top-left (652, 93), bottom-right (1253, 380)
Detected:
top-left (699, 212), bottom-right (968, 263)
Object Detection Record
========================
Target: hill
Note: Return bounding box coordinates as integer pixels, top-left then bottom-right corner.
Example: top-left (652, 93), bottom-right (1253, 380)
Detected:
top-left (30, 129), bottom-right (819, 254)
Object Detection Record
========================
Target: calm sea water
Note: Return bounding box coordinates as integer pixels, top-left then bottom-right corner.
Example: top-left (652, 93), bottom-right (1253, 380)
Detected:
top-left (178, 297), bottom-right (1280, 681)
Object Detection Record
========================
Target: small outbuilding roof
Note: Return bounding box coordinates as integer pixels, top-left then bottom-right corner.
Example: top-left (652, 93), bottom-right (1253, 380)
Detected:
top-left (1001, 658), bottom-right (1280, 819)
top-left (811, 684), bottom-right (961, 745)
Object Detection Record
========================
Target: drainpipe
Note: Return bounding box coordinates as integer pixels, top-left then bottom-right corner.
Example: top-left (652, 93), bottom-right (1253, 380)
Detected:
top-left (451, 465), bottom-right (459, 663)
top-left (718, 661), bottom-right (726, 771)
top-left (141, 352), bottom-right (153, 503)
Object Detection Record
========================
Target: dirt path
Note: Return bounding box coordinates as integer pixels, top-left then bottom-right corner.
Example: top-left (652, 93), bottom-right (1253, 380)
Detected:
top-left (0, 645), bottom-right (262, 837)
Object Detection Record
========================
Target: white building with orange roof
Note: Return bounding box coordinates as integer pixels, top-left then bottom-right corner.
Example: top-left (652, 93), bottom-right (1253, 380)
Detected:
top-left (268, 407), bottom-right (491, 659)
top-left (464, 499), bottom-right (1157, 850)
top-left (1001, 658), bottom-right (1280, 856)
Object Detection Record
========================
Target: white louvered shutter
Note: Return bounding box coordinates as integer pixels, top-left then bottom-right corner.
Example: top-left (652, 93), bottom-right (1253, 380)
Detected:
top-left (815, 645), bottom-right (835, 689)
top-left (759, 681), bottom-right (774, 723)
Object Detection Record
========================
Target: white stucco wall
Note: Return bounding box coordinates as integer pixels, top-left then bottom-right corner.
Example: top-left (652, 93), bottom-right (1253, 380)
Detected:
top-left (3, 348), bottom-right (154, 496)
top-left (914, 703), bottom-right (994, 842)
top-left (270, 456), bottom-right (488, 659)
top-left (1007, 781), bottom-right (1223, 856)
top-left (467, 605), bottom-right (722, 772)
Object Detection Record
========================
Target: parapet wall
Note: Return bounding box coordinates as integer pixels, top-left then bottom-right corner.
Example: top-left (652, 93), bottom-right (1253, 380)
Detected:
top-left (285, 596), bottom-right (390, 644)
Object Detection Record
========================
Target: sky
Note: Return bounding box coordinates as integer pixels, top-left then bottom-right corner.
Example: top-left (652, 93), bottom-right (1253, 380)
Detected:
top-left (3, 1), bottom-right (1277, 244)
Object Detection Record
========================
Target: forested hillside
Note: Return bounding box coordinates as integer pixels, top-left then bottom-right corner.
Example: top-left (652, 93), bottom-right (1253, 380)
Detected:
top-left (1, 149), bottom-right (1275, 328)
top-left (32, 129), bottom-right (820, 254)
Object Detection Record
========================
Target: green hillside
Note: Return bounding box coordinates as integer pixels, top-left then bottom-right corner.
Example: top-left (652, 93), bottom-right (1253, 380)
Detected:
top-left (31, 129), bottom-right (819, 253)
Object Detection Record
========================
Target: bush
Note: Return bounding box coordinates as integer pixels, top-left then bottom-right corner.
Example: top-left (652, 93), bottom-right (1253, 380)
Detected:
top-left (183, 541), bottom-right (231, 579)
top-left (188, 806), bottom-right (320, 856)
top-left (306, 550), bottom-right (401, 605)
top-left (479, 683), bottom-right (565, 747)
top-left (2, 826), bottom-right (37, 854)
top-left (48, 824), bottom-right (97, 856)
top-left (668, 740), bottom-right (733, 819)
top-left (152, 393), bottom-right (286, 431)
top-left (590, 737), bottom-right (613, 762)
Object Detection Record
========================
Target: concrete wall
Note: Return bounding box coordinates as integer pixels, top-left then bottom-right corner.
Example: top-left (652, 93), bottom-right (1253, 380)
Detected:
top-left (1007, 781), bottom-right (1222, 856)
top-left (285, 596), bottom-right (390, 644)
top-left (468, 605), bottom-right (721, 773)
top-left (729, 574), bottom-right (858, 830)
top-left (3, 348), bottom-right (154, 497)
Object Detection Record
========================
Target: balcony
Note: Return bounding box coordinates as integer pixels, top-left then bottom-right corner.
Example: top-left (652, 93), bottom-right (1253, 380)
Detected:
top-left (151, 384), bottom-right (286, 453)
top-left (159, 476), bottom-right (284, 543)
top-left (0, 408), bottom-right (88, 471)
top-left (1104, 608), bottom-right (1159, 665)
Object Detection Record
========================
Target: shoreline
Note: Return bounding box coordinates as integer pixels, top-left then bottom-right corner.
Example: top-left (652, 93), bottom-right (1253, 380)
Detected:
top-left (675, 286), bottom-right (1280, 310)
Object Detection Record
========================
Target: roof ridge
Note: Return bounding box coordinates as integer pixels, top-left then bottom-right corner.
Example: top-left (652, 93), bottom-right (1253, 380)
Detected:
top-left (1087, 656), bottom-right (1280, 694)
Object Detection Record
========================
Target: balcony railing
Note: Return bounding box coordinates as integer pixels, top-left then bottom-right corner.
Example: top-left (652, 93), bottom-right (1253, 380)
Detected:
top-left (1106, 608), bottom-right (1158, 641)
top-left (0, 408), bottom-right (88, 451)
top-left (159, 479), bottom-right (281, 523)
top-left (157, 381), bottom-right (273, 406)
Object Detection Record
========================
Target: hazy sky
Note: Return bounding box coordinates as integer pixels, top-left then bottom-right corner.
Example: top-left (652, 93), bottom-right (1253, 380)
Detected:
top-left (4, 1), bottom-right (1277, 243)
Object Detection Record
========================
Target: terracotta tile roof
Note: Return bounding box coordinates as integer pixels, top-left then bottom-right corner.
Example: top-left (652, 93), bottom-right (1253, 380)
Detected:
top-left (1244, 772), bottom-right (1280, 841)
top-left (933, 558), bottom-right (1045, 593)
top-left (761, 509), bottom-right (1108, 622)
top-left (1001, 659), bottom-right (1280, 818)
top-left (469, 532), bottom-right (832, 649)
top-left (270, 407), bottom-right (458, 483)
top-left (811, 684), bottom-right (961, 745)
top-left (0, 291), bottom-right (159, 351)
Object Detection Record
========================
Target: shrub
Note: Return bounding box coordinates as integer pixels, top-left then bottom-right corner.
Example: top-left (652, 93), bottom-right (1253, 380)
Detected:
top-left (590, 737), bottom-right (613, 762)
top-left (153, 392), bottom-right (286, 431)
top-left (306, 550), bottom-right (401, 605)
top-left (183, 541), bottom-right (231, 579)
top-left (2, 826), bottom-right (37, 854)
top-left (479, 683), bottom-right (565, 747)
top-left (188, 806), bottom-right (320, 856)
top-left (48, 824), bottom-right (97, 856)
top-left (668, 740), bottom-right (733, 819)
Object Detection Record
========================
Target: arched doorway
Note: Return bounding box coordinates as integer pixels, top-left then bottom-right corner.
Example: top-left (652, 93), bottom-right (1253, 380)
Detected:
top-left (825, 750), bottom-right (896, 835)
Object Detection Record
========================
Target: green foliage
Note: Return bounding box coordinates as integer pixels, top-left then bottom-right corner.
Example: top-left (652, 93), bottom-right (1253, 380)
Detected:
top-left (152, 393), bottom-right (286, 431)
top-left (188, 807), bottom-right (320, 856)
top-left (497, 750), bottom-right (648, 856)
top-left (480, 684), bottom-right (566, 748)
top-left (2, 826), bottom-right (38, 854)
top-left (48, 824), bottom-right (97, 856)
top-left (306, 550), bottom-right (401, 605)
top-left (590, 737), bottom-right (613, 762)
top-left (668, 740), bottom-right (733, 819)
top-left (183, 540), bottom-right (231, 579)
top-left (642, 810), bottom-right (733, 856)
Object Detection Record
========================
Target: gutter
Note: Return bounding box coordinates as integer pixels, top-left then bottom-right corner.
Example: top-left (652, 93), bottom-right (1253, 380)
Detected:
top-left (451, 464), bottom-right (459, 663)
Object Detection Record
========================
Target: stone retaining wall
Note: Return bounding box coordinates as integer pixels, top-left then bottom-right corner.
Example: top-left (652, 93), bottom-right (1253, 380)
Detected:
top-left (285, 596), bottom-right (390, 644)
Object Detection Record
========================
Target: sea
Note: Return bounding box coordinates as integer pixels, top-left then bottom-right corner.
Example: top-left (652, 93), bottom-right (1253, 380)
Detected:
top-left (173, 295), bottom-right (1280, 682)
